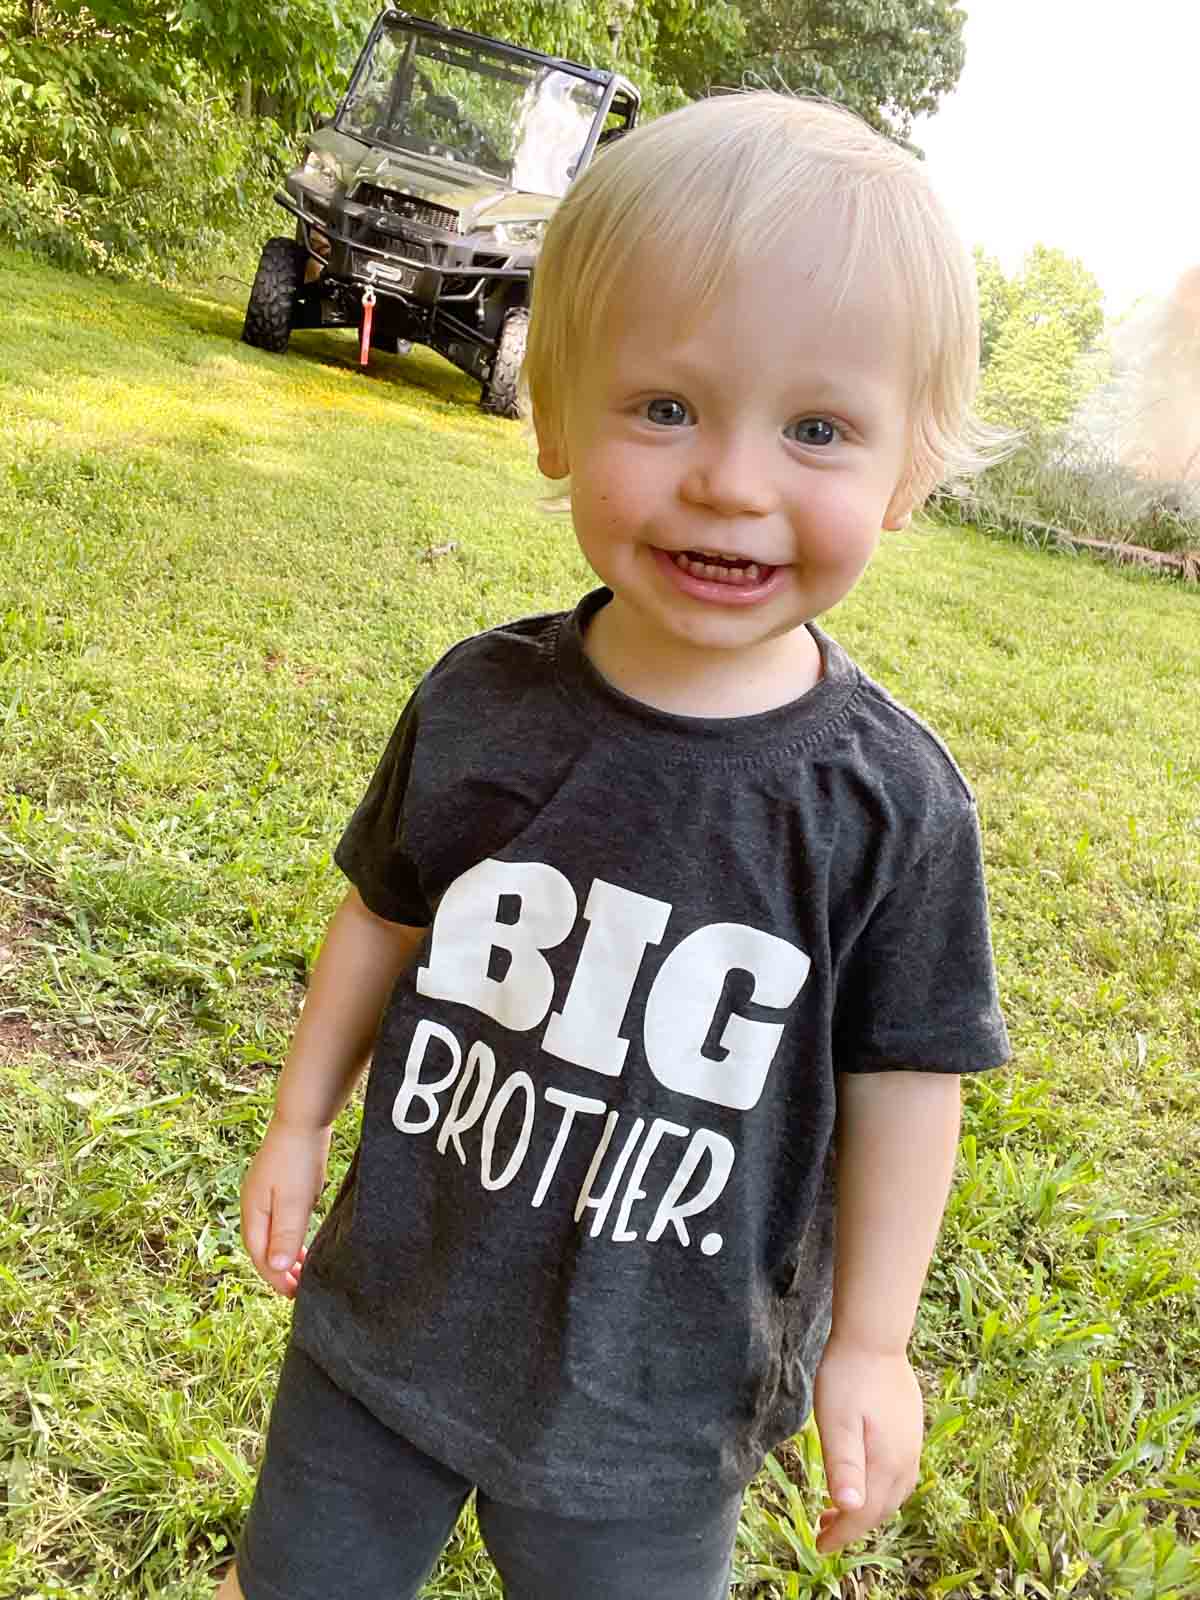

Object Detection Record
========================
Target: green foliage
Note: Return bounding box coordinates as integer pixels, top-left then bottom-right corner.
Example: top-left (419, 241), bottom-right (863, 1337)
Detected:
top-left (0, 0), bottom-right (969, 281)
top-left (430, 0), bottom-right (733, 116)
top-left (633, 0), bottom-right (749, 112)
top-left (974, 247), bottom-right (1011, 368)
top-left (981, 319), bottom-right (1092, 432)
top-left (963, 249), bottom-right (1193, 557)
top-left (175, 0), bottom-right (372, 116)
top-left (976, 245), bottom-right (1109, 434)
top-left (0, 103), bottom-right (287, 279)
top-left (0, 1), bottom-right (306, 275)
top-left (443, 0), bottom-right (969, 139)
top-left (658, 0), bottom-right (967, 141)
top-left (0, 0), bottom-right (374, 128)
top-left (1013, 242), bottom-right (1105, 349)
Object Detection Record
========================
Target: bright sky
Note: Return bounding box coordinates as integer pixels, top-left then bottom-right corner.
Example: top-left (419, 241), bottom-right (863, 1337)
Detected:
top-left (915, 0), bottom-right (1199, 316)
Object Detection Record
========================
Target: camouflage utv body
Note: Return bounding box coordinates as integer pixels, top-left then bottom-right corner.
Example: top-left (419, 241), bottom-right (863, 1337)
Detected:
top-left (242, 9), bottom-right (640, 416)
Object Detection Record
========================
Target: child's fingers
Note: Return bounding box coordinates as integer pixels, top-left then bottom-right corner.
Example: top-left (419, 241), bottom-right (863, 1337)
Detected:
top-left (815, 1488), bottom-right (905, 1553)
top-left (817, 1501), bottom-right (869, 1552)
top-left (266, 1194), bottom-right (311, 1274)
top-left (815, 1457), bottom-right (914, 1553)
top-left (240, 1186), bottom-right (272, 1275)
top-left (815, 1505), bottom-right (865, 1553)
top-left (813, 1406), bottom-right (869, 1553)
top-left (280, 1245), bottom-right (309, 1298)
top-left (819, 1412), bottom-right (867, 1517)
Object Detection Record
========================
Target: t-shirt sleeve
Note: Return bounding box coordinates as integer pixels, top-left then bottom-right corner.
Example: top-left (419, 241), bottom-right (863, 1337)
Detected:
top-left (833, 806), bottom-right (1009, 1075)
top-left (334, 687), bottom-right (431, 926)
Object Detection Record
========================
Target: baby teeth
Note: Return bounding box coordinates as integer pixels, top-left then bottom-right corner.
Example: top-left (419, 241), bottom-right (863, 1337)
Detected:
top-left (672, 552), bottom-right (764, 586)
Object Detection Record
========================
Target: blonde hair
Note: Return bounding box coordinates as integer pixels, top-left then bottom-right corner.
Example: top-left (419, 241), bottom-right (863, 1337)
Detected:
top-left (526, 91), bottom-right (997, 506)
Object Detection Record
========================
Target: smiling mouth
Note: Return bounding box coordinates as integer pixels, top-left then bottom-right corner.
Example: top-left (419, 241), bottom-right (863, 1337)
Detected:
top-left (668, 549), bottom-right (778, 586)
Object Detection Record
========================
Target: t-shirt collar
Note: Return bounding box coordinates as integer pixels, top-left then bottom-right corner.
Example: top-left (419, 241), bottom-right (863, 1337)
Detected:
top-left (552, 588), bottom-right (861, 762)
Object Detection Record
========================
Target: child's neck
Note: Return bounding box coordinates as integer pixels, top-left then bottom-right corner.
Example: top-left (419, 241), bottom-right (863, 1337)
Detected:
top-left (582, 597), bottom-right (823, 719)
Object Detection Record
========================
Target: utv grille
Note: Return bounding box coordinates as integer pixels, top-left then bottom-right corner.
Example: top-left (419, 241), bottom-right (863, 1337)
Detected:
top-left (358, 223), bottom-right (438, 261)
top-left (355, 186), bottom-right (461, 233)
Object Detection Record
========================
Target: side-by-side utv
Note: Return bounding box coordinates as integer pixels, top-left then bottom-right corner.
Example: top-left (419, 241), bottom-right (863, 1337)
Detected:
top-left (242, 9), bottom-right (640, 415)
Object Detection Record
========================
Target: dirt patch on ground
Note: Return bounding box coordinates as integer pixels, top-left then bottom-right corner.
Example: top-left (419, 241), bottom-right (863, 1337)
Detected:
top-left (0, 873), bottom-right (60, 950)
top-left (0, 878), bottom-right (57, 1064)
top-left (0, 891), bottom-right (159, 1084)
top-left (0, 1010), bottom-right (138, 1074)
top-left (0, 875), bottom-right (283, 1087)
top-left (0, 876), bottom-right (110, 1074)
top-left (0, 1013), bottom-right (42, 1062)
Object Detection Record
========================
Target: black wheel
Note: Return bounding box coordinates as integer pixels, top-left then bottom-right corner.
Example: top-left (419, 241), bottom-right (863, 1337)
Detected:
top-left (479, 307), bottom-right (528, 419)
top-left (242, 237), bottom-right (304, 353)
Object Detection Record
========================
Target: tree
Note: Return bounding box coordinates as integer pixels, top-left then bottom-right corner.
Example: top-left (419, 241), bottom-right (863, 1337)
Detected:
top-left (976, 246), bottom-right (1108, 431)
top-left (434, 0), bottom-right (741, 115)
top-left (0, 0), bottom-right (337, 270)
top-left (979, 320), bottom-right (1089, 431)
top-left (175, 0), bottom-right (374, 125)
top-left (974, 248), bottom-right (1012, 369)
top-left (657, 0), bottom-right (967, 142)
top-left (1007, 243), bottom-right (1104, 350)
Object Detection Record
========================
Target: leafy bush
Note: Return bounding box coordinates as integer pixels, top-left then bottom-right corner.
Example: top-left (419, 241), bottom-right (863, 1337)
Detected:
top-left (0, 0), bottom-right (362, 280)
top-left (0, 29), bottom-right (293, 279)
top-left (0, 118), bottom-right (289, 283)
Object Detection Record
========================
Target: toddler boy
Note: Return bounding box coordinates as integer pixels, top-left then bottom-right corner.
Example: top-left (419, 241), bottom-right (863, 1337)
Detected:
top-left (217, 90), bottom-right (1008, 1600)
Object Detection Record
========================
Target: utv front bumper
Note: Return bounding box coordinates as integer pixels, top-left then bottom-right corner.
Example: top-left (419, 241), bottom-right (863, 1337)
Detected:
top-left (274, 188), bottom-right (530, 380)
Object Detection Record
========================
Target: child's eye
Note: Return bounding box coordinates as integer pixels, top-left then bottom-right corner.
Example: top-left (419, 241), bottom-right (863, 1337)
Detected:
top-left (644, 397), bottom-right (693, 427)
top-left (785, 417), bottom-right (839, 447)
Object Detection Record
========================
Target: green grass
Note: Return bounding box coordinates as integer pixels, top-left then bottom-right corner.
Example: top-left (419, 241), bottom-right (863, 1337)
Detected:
top-left (933, 434), bottom-right (1200, 559)
top-left (1, 248), bottom-right (1198, 1599)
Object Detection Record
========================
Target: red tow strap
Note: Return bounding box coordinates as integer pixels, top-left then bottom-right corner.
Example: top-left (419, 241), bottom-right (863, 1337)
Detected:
top-left (359, 286), bottom-right (376, 368)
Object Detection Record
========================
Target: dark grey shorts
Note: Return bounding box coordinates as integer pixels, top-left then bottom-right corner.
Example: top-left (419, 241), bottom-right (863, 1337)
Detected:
top-left (236, 1340), bottom-right (742, 1600)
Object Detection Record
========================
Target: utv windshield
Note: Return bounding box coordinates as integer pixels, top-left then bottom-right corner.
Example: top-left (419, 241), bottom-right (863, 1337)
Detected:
top-left (339, 22), bottom-right (606, 197)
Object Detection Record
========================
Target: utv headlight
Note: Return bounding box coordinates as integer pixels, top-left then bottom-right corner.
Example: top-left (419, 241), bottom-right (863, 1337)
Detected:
top-left (302, 150), bottom-right (340, 186)
top-left (489, 219), bottom-right (547, 247)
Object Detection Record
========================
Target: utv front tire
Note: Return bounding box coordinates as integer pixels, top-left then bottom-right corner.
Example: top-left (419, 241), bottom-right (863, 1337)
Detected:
top-left (242, 237), bottom-right (304, 354)
top-left (480, 307), bottom-right (528, 419)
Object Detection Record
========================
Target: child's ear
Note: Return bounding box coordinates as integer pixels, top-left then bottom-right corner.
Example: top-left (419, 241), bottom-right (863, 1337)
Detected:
top-left (533, 407), bottom-right (569, 480)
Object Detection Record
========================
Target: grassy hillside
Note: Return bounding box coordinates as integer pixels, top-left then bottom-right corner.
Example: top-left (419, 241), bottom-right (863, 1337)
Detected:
top-left (1, 251), bottom-right (1197, 1599)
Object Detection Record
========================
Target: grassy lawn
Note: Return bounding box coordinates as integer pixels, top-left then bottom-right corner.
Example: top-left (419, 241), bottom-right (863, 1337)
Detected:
top-left (0, 249), bottom-right (1197, 1599)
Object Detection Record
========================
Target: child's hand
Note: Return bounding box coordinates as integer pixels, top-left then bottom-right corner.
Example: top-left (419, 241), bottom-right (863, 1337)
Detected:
top-left (240, 1119), bottom-right (333, 1297)
top-left (811, 1337), bottom-right (923, 1554)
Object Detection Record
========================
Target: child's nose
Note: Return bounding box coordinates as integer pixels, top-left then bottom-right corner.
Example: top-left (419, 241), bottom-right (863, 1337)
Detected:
top-left (680, 433), bottom-right (778, 517)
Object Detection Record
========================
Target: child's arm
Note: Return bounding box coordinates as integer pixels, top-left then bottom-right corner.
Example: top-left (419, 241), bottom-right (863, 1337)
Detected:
top-left (239, 888), bottom-right (427, 1297)
top-left (813, 1070), bottom-right (962, 1554)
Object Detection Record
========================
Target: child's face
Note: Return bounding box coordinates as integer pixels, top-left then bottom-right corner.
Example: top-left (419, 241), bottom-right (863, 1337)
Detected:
top-left (536, 233), bottom-right (916, 659)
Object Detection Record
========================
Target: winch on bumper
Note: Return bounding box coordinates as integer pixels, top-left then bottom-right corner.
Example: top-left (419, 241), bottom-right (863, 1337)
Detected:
top-left (276, 183), bottom-right (535, 391)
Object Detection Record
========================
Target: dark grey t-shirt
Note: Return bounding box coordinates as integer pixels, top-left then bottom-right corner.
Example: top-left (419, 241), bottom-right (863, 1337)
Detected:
top-left (293, 589), bottom-right (1009, 1516)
